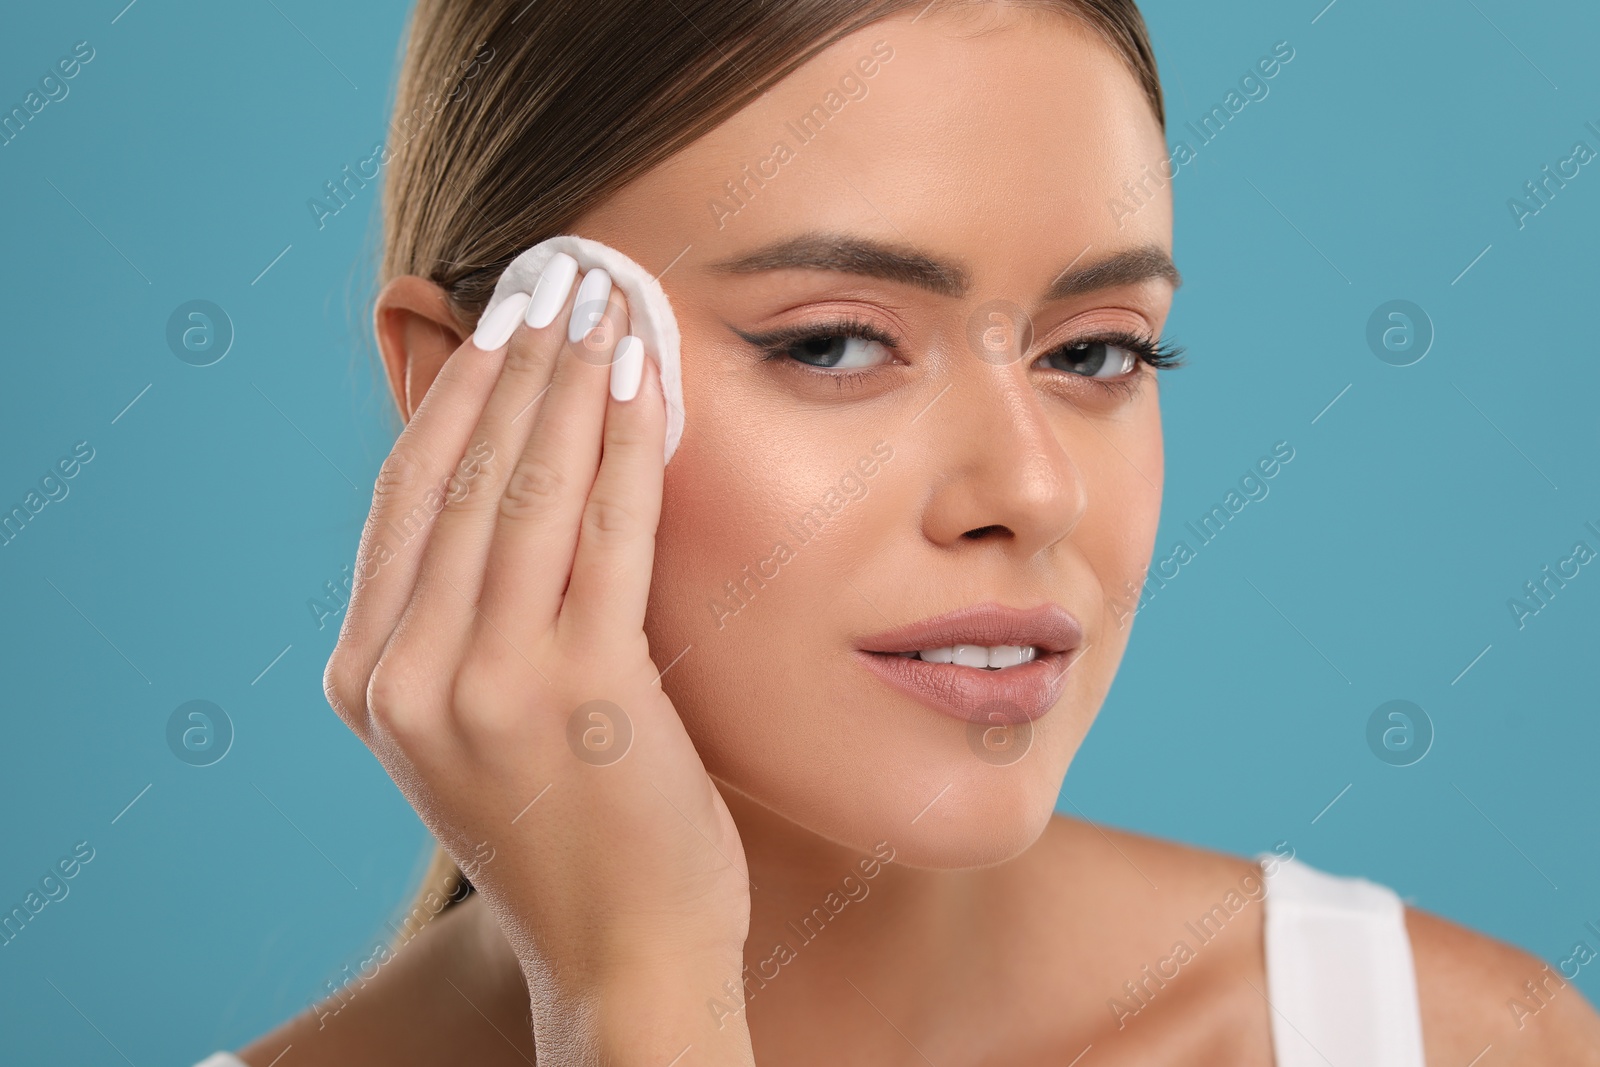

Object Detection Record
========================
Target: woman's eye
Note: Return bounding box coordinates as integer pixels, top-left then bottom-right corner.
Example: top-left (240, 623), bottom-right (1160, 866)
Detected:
top-left (1043, 341), bottom-right (1139, 379)
top-left (779, 333), bottom-right (893, 371)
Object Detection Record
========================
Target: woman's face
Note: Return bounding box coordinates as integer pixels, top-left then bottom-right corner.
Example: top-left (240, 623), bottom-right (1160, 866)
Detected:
top-left (571, 4), bottom-right (1175, 867)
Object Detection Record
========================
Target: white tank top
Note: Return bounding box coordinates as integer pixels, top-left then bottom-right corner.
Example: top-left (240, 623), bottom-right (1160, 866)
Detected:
top-left (193, 854), bottom-right (1428, 1067)
top-left (1259, 852), bottom-right (1429, 1065)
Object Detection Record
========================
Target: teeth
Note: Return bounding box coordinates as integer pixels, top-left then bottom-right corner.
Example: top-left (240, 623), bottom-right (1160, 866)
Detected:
top-left (984, 645), bottom-right (1037, 668)
top-left (952, 645), bottom-right (990, 668)
top-left (896, 645), bottom-right (1040, 669)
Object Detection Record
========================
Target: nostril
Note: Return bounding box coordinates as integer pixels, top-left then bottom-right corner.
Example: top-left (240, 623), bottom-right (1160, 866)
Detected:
top-left (963, 525), bottom-right (1006, 539)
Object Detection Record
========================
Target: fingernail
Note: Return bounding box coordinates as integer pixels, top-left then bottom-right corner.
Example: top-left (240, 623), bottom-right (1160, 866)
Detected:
top-left (568, 268), bottom-right (613, 344)
top-left (610, 335), bottom-right (644, 402)
top-left (525, 252), bottom-right (579, 329)
top-left (471, 291), bottom-right (532, 350)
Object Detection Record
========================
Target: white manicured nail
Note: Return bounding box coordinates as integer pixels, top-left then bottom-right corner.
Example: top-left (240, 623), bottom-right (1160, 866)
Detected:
top-left (568, 268), bottom-right (613, 344)
top-left (524, 252), bottom-right (579, 329)
top-left (610, 336), bottom-right (644, 402)
top-left (471, 291), bottom-right (532, 350)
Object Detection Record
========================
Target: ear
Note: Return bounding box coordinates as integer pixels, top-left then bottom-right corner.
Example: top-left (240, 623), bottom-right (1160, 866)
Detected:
top-left (373, 275), bottom-right (473, 422)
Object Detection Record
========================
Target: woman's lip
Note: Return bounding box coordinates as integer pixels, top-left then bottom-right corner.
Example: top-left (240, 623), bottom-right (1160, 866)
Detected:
top-left (853, 649), bottom-right (1073, 725)
top-left (854, 601), bottom-right (1083, 656)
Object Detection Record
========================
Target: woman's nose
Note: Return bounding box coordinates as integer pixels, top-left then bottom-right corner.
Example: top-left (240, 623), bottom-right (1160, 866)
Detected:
top-left (916, 347), bottom-right (1090, 558)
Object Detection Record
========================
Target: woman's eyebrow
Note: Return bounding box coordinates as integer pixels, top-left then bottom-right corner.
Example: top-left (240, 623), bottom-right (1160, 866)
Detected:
top-left (703, 232), bottom-right (1180, 299)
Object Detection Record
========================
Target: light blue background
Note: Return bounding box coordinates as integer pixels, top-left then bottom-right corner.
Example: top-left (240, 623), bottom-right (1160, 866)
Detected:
top-left (1, 0), bottom-right (1595, 1062)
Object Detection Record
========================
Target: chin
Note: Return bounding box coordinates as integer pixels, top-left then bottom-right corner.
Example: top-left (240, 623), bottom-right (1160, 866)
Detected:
top-left (886, 779), bottom-right (1062, 870)
top-left (708, 694), bottom-right (1078, 871)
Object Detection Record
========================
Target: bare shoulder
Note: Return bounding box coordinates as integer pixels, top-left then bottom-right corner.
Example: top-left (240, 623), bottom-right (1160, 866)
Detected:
top-left (1406, 905), bottom-right (1600, 1065)
top-left (1027, 812), bottom-right (1279, 918)
top-left (1008, 815), bottom-right (1277, 1063)
top-left (231, 892), bottom-right (536, 1067)
top-left (1034, 817), bottom-right (1600, 1063)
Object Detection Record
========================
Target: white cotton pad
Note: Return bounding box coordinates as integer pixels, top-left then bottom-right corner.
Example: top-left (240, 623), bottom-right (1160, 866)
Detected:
top-left (478, 235), bottom-right (686, 465)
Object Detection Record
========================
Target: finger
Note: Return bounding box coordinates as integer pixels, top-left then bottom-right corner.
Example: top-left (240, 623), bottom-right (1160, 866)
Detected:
top-left (397, 261), bottom-right (584, 652)
top-left (560, 342), bottom-right (666, 645)
top-left (334, 326), bottom-right (514, 680)
top-left (476, 270), bottom-right (630, 643)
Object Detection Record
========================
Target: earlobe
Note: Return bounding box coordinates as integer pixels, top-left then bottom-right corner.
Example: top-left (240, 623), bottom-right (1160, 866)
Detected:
top-left (373, 274), bottom-right (470, 421)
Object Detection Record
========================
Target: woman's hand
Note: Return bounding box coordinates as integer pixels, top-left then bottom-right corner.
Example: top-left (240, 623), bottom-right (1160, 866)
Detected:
top-left (322, 266), bottom-right (755, 1065)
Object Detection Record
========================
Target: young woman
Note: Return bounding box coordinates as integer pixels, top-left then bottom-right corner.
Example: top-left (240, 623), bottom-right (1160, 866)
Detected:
top-left (203, 1), bottom-right (1600, 1063)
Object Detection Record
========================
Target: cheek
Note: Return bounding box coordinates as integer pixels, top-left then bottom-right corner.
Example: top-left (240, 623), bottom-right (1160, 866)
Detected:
top-left (647, 439), bottom-right (778, 654)
top-left (1067, 392), bottom-right (1163, 671)
top-left (1103, 405), bottom-right (1164, 579)
top-left (642, 332), bottom-right (896, 666)
top-left (646, 340), bottom-right (776, 645)
top-left (642, 399), bottom-right (829, 745)
top-left (639, 357), bottom-right (899, 794)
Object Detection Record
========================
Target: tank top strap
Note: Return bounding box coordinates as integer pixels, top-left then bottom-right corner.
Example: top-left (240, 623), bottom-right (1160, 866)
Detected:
top-left (1256, 852), bottom-right (1428, 1066)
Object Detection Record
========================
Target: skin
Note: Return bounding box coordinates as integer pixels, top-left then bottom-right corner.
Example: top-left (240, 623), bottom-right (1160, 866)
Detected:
top-left (238, 5), bottom-right (1600, 1065)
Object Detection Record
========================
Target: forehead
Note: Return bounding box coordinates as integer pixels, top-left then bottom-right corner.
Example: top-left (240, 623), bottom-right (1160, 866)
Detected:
top-left (592, 6), bottom-right (1173, 283)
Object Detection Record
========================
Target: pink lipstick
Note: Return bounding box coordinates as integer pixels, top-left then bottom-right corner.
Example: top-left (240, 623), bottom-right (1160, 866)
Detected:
top-left (854, 602), bottom-right (1082, 725)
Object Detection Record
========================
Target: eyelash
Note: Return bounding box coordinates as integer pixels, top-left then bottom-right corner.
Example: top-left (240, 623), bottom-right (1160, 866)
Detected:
top-left (743, 313), bottom-right (1186, 398)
